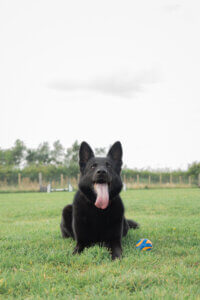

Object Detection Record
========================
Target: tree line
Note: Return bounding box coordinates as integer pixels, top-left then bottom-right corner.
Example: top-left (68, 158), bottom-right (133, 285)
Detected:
top-left (0, 140), bottom-right (199, 184)
top-left (0, 139), bottom-right (107, 167)
top-left (0, 140), bottom-right (106, 183)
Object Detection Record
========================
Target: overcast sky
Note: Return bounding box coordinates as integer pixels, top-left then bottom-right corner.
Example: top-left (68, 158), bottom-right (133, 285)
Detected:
top-left (0, 0), bottom-right (200, 170)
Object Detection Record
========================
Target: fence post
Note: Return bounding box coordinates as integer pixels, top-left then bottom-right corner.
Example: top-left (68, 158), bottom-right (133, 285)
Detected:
top-left (189, 176), bottom-right (191, 186)
top-left (148, 175), bottom-right (151, 186)
top-left (123, 175), bottom-right (127, 191)
top-left (77, 174), bottom-right (80, 183)
top-left (18, 173), bottom-right (21, 186)
top-left (170, 174), bottom-right (172, 185)
top-left (77, 174), bottom-right (80, 189)
top-left (137, 174), bottom-right (139, 185)
top-left (61, 174), bottom-right (63, 187)
top-left (198, 174), bottom-right (200, 187)
top-left (159, 174), bottom-right (162, 185)
top-left (123, 175), bottom-right (126, 185)
top-left (39, 172), bottom-right (42, 188)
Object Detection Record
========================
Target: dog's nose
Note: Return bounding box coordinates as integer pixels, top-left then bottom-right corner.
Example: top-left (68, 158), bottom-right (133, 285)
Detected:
top-left (96, 168), bottom-right (107, 175)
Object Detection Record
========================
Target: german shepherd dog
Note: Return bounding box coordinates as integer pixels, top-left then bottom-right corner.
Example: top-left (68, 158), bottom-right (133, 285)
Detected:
top-left (60, 141), bottom-right (139, 260)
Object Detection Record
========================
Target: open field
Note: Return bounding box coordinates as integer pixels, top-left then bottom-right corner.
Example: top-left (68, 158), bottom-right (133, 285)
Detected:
top-left (0, 189), bottom-right (200, 299)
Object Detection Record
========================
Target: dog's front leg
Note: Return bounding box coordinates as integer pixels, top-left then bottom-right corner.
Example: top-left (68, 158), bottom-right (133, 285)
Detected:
top-left (72, 242), bottom-right (85, 255)
top-left (108, 240), bottom-right (122, 260)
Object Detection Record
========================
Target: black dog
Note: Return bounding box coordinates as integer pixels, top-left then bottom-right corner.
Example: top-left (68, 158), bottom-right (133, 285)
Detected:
top-left (60, 141), bottom-right (139, 260)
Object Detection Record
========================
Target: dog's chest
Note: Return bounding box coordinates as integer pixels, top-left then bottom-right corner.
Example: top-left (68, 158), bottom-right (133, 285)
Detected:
top-left (74, 205), bottom-right (122, 242)
top-left (80, 208), bottom-right (111, 230)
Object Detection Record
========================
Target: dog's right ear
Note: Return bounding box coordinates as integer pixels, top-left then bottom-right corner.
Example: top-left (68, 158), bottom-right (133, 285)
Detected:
top-left (79, 142), bottom-right (94, 173)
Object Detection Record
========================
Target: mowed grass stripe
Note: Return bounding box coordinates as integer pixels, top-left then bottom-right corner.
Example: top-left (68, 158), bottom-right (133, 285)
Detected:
top-left (0, 189), bottom-right (200, 299)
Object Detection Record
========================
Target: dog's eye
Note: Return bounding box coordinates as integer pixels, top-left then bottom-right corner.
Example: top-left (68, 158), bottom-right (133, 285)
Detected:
top-left (106, 162), bottom-right (111, 168)
top-left (91, 164), bottom-right (97, 169)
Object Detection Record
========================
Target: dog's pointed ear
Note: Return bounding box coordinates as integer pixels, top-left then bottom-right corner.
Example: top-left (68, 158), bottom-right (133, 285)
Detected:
top-left (79, 142), bottom-right (94, 173)
top-left (107, 141), bottom-right (123, 173)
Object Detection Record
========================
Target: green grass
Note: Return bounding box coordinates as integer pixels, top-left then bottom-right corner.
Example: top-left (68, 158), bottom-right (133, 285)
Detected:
top-left (0, 189), bottom-right (200, 299)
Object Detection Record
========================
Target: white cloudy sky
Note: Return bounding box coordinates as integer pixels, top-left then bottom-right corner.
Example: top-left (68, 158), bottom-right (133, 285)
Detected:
top-left (0, 0), bottom-right (200, 170)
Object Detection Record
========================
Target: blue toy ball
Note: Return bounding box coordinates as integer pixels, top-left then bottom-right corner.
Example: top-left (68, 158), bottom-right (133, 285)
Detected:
top-left (136, 239), bottom-right (153, 251)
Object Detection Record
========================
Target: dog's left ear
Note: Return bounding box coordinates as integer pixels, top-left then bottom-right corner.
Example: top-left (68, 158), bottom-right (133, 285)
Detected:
top-left (79, 142), bottom-right (94, 173)
top-left (107, 141), bottom-right (123, 173)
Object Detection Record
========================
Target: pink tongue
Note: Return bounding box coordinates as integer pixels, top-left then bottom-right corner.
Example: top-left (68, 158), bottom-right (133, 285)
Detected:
top-left (94, 183), bottom-right (109, 209)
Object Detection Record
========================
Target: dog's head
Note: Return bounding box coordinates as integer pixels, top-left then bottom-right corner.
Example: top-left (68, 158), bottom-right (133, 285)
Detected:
top-left (78, 141), bottom-right (123, 209)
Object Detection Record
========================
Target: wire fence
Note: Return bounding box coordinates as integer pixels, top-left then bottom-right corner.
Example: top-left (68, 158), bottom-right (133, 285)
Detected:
top-left (0, 172), bottom-right (199, 192)
top-left (123, 174), bottom-right (200, 189)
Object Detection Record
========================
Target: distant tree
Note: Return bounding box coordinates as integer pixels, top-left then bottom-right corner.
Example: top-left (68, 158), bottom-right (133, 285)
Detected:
top-left (51, 140), bottom-right (64, 165)
top-left (94, 147), bottom-right (106, 156)
top-left (0, 149), bottom-right (4, 165)
top-left (12, 139), bottom-right (26, 166)
top-left (25, 149), bottom-right (38, 165)
top-left (37, 142), bottom-right (51, 164)
top-left (188, 162), bottom-right (200, 176)
top-left (64, 140), bottom-right (80, 166)
top-left (64, 140), bottom-right (80, 177)
top-left (0, 149), bottom-right (13, 165)
top-left (26, 142), bottom-right (51, 165)
top-left (0, 140), bottom-right (26, 166)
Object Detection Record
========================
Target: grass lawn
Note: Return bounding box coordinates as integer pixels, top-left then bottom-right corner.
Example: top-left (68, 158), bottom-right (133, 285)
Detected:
top-left (0, 189), bottom-right (200, 299)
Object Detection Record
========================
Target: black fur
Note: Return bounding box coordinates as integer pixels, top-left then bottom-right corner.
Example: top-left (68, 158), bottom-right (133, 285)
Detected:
top-left (60, 141), bottom-right (139, 260)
